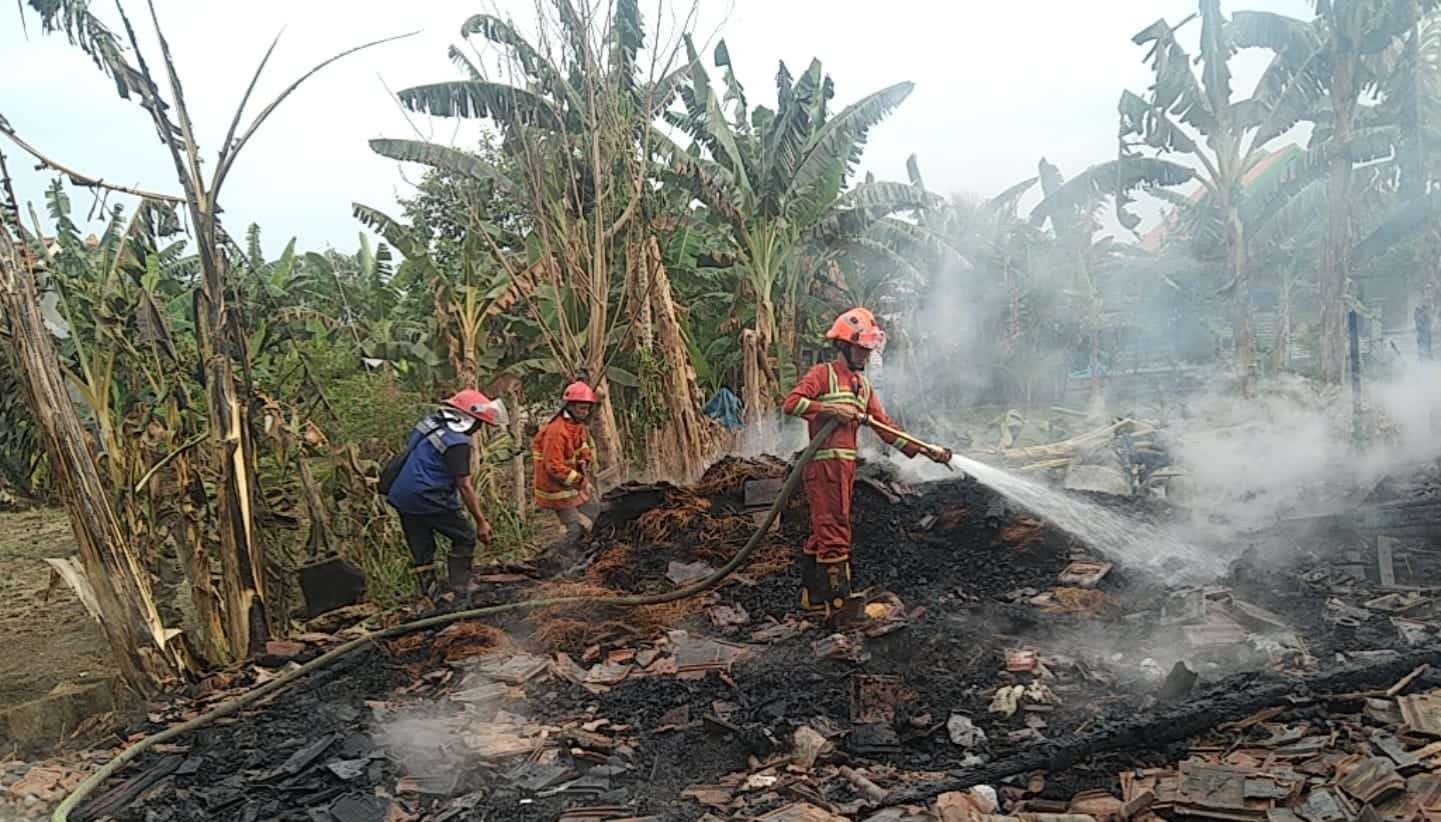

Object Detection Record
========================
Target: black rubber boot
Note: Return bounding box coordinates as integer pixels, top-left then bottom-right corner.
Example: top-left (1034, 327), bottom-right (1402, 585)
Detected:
top-left (821, 558), bottom-right (865, 628)
top-left (446, 554), bottom-right (474, 593)
top-left (799, 554), bottom-right (829, 613)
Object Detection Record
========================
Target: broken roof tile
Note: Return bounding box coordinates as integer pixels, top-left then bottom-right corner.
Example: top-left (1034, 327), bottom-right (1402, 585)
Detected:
top-left (757, 802), bottom-right (850, 822)
top-left (1336, 757), bottom-right (1404, 805)
top-left (1398, 690), bottom-right (1441, 737)
top-left (476, 652), bottom-right (550, 685)
top-left (1058, 559), bottom-right (1113, 588)
top-left (680, 784), bottom-right (734, 809)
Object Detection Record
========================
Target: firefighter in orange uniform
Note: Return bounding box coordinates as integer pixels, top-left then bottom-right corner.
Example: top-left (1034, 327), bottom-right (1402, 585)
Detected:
top-left (533, 381), bottom-right (603, 562)
top-left (782, 308), bottom-right (952, 624)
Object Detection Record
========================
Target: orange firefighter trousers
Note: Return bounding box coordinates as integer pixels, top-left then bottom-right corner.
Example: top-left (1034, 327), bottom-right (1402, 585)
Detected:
top-left (802, 459), bottom-right (855, 563)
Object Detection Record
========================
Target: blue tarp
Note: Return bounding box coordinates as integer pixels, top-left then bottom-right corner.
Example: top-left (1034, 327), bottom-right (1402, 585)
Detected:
top-left (702, 387), bottom-right (743, 429)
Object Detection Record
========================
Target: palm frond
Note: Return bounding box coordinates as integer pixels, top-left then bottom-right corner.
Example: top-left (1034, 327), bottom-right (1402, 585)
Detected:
top-left (1132, 14), bottom-right (1218, 133)
top-left (1228, 10), bottom-right (1321, 67)
top-left (1119, 90), bottom-right (1200, 155)
top-left (446, 45), bottom-right (483, 80)
top-left (351, 202), bottom-right (434, 273)
top-left (985, 177), bottom-right (1040, 220)
top-left (461, 14), bottom-right (577, 107)
top-left (368, 138), bottom-right (521, 198)
top-left (763, 60), bottom-right (824, 197)
top-left (785, 82), bottom-right (913, 204)
top-left (1030, 156), bottom-right (1196, 230)
top-left (610, 0), bottom-right (643, 93)
top-left (713, 40), bottom-right (748, 126)
top-left (397, 81), bottom-right (566, 131)
top-left (1198, 0), bottom-right (1233, 126)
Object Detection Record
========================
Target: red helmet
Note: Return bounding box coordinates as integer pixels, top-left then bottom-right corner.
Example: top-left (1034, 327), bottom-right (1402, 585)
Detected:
top-left (442, 389), bottom-right (508, 426)
top-left (562, 381), bottom-right (597, 404)
top-left (825, 307), bottom-right (886, 351)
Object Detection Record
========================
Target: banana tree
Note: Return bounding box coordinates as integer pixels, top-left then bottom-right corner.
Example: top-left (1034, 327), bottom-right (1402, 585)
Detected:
top-left (1228, 1), bottom-right (1441, 382)
top-left (1029, 156), bottom-right (1194, 410)
top-left (17, 0), bottom-right (410, 665)
top-left (663, 38), bottom-right (932, 418)
top-left (353, 204), bottom-right (540, 388)
top-left (377, 2), bottom-right (714, 478)
top-left (1120, 0), bottom-right (1326, 396)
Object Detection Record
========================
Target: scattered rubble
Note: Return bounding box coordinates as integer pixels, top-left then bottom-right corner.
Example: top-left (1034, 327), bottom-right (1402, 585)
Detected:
top-left (12, 451), bottom-right (1441, 822)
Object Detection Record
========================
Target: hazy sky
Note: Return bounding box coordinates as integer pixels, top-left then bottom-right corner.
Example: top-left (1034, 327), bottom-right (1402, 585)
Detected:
top-left (2, 0), bottom-right (1311, 256)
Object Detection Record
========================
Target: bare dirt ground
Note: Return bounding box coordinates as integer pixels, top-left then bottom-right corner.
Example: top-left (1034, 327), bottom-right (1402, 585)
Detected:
top-left (0, 507), bottom-right (112, 715)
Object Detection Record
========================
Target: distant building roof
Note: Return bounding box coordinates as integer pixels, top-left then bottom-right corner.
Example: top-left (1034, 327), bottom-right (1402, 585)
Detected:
top-left (1138, 144), bottom-right (1303, 253)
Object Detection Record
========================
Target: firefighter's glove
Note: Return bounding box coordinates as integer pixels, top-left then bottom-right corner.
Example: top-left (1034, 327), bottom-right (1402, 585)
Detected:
top-left (821, 403), bottom-right (861, 423)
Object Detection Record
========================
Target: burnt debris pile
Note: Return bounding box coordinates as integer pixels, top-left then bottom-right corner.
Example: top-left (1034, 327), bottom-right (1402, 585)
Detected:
top-left (14, 454), bottom-right (1441, 822)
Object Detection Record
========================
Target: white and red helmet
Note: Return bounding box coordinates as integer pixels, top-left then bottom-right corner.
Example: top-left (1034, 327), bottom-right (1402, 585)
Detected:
top-left (441, 389), bottom-right (508, 431)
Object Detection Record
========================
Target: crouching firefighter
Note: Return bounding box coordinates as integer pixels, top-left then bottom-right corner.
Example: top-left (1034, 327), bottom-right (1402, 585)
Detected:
top-left (384, 390), bottom-right (507, 597)
top-left (782, 308), bottom-right (952, 625)
top-left (533, 381), bottom-right (603, 565)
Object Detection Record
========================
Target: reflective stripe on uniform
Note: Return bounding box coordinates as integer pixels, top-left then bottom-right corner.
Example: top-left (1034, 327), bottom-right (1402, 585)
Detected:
top-left (813, 448), bottom-right (858, 461)
top-left (789, 397), bottom-right (812, 417)
top-left (414, 420), bottom-right (449, 453)
top-left (532, 450), bottom-right (588, 472)
top-left (535, 487), bottom-right (581, 501)
top-left (822, 364), bottom-right (871, 409)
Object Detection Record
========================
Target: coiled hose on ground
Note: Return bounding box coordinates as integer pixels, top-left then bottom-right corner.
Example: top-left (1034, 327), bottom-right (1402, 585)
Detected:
top-left (51, 420), bottom-right (840, 822)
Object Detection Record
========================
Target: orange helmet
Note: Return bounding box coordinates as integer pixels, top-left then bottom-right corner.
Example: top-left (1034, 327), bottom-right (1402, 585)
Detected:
top-left (825, 307), bottom-right (886, 350)
top-left (442, 389), bottom-right (508, 427)
top-left (562, 381), bottom-right (597, 404)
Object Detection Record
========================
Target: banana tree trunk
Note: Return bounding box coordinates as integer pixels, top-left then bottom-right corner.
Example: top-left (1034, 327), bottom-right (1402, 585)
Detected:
top-left (644, 235), bottom-right (715, 482)
top-left (1320, 75), bottom-right (1356, 385)
top-left (777, 301), bottom-right (798, 387)
top-left (743, 288), bottom-right (781, 424)
top-left (195, 250), bottom-right (267, 661)
top-left (1005, 258), bottom-right (1020, 353)
top-left (592, 380), bottom-right (625, 478)
top-left (1274, 271), bottom-right (1293, 375)
top-left (1225, 204), bottom-right (1255, 397)
top-left (741, 329), bottom-right (766, 426)
top-left (0, 230), bottom-right (184, 691)
top-left (508, 384), bottom-right (527, 523)
top-left (625, 230), bottom-right (654, 351)
top-left (1087, 327), bottom-right (1103, 416)
top-left (172, 455), bottom-right (230, 666)
top-left (1082, 259), bottom-right (1103, 413)
top-left (582, 330), bottom-right (624, 478)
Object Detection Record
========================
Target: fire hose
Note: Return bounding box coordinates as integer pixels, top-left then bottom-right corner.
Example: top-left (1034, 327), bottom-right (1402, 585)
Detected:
top-left (862, 414), bottom-right (955, 471)
top-left (51, 420), bottom-right (842, 822)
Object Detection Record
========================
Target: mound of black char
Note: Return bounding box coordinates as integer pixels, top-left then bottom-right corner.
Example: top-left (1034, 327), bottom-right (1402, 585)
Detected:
top-left (92, 454), bottom-right (1419, 822)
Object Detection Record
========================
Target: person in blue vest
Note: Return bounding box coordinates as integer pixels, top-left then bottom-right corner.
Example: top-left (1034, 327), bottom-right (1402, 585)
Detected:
top-left (386, 389), bottom-right (508, 596)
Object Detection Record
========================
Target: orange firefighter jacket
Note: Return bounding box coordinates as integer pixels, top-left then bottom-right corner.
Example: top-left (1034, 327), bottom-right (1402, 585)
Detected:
top-left (532, 412), bottom-right (596, 510)
top-left (781, 357), bottom-right (923, 461)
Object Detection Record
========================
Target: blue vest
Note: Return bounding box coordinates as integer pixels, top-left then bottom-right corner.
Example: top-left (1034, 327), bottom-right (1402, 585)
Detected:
top-left (386, 415), bottom-right (470, 515)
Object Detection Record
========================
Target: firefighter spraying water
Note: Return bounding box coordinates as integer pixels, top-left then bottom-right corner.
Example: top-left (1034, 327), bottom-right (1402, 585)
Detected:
top-left (783, 307), bottom-right (955, 627)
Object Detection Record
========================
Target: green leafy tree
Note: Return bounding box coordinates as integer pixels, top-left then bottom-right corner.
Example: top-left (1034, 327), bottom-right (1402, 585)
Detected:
top-left (663, 37), bottom-right (934, 416)
top-left (373, 2), bottom-right (718, 480)
top-left (1119, 0), bottom-right (1325, 395)
top-left (1228, 1), bottom-right (1441, 381)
